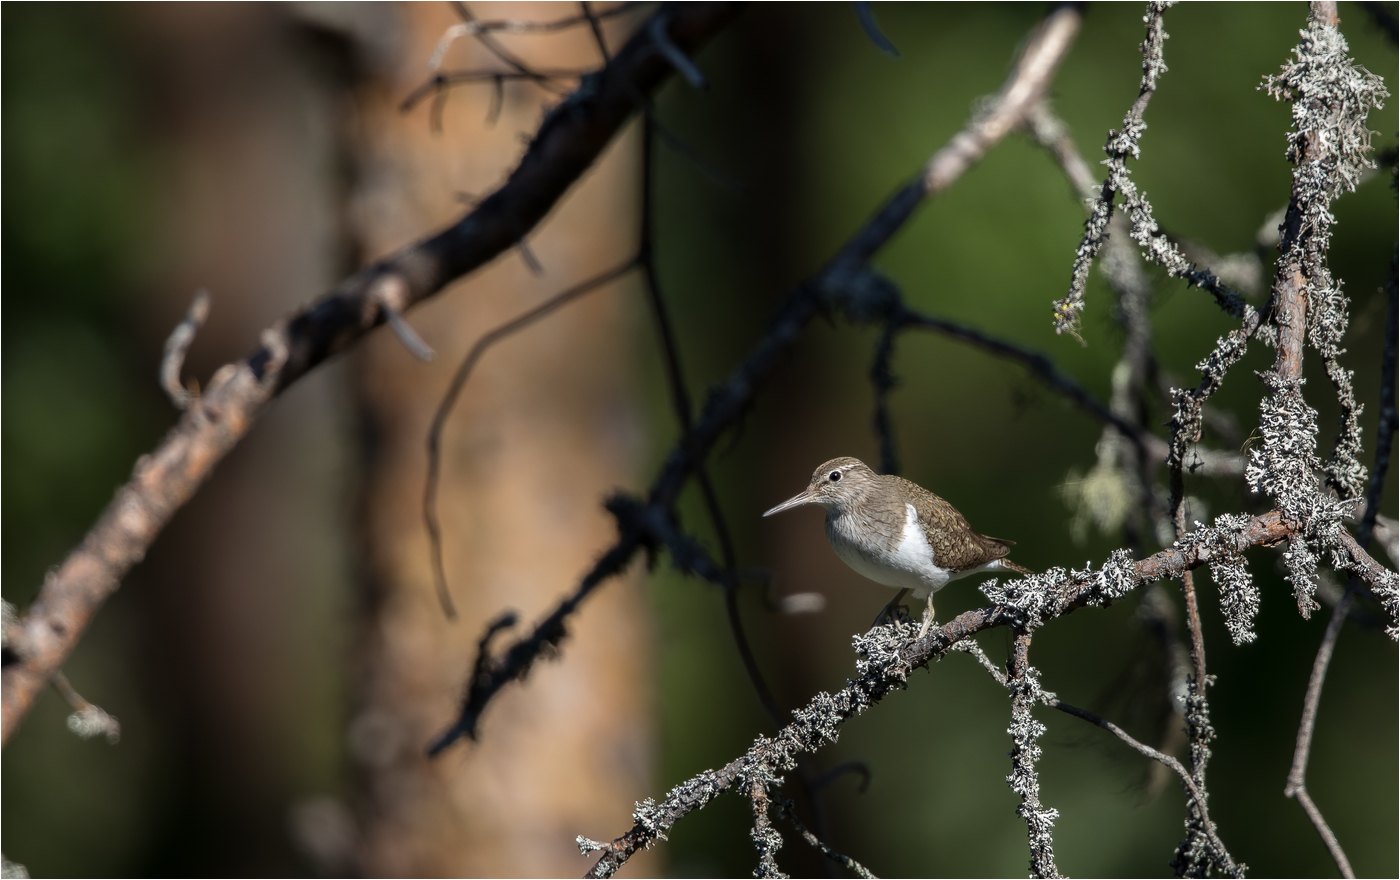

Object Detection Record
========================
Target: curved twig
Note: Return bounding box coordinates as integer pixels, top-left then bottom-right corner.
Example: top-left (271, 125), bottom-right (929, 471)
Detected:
top-left (424, 258), bottom-right (639, 619)
top-left (160, 289), bottom-right (212, 410)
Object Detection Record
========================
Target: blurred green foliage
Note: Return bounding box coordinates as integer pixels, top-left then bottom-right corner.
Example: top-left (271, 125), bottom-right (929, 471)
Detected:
top-left (2, 2), bottom-right (1396, 878)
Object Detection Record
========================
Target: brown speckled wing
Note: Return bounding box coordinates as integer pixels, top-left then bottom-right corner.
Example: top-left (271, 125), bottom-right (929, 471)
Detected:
top-left (896, 477), bottom-right (1016, 572)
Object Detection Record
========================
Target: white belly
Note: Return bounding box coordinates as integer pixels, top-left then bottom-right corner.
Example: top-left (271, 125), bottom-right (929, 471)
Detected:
top-left (826, 503), bottom-right (951, 599)
top-left (825, 502), bottom-right (1012, 599)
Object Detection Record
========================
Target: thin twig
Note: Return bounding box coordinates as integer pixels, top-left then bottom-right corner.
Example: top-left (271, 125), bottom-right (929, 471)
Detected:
top-left (451, 1), bottom-right (574, 96)
top-left (897, 307), bottom-right (1150, 453)
top-left (424, 259), bottom-right (639, 619)
top-left (870, 319), bottom-right (900, 476)
top-left (50, 671), bottom-right (120, 745)
top-left (580, 2), bottom-right (612, 64)
top-left (400, 69), bottom-right (590, 114)
top-left (1046, 699), bottom-right (1242, 876)
top-left (776, 798), bottom-right (877, 878)
top-left (160, 289), bottom-right (212, 410)
top-left (636, 114), bottom-right (790, 734)
top-left (852, 2), bottom-right (899, 57)
top-left (1283, 590), bottom-right (1357, 879)
top-left (374, 275), bottom-right (437, 362)
top-left (428, 530), bottom-right (641, 753)
top-left (648, 11), bottom-right (709, 90)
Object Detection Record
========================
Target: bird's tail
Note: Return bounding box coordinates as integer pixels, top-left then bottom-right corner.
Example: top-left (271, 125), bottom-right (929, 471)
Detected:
top-left (999, 558), bottom-right (1034, 576)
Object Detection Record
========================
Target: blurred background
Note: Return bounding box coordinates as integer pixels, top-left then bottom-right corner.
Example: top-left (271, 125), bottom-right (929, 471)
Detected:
top-left (2, 2), bottom-right (1395, 877)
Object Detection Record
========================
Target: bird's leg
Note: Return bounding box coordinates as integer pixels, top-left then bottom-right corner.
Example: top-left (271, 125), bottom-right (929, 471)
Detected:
top-left (871, 588), bottom-right (911, 628)
top-left (918, 595), bottom-right (937, 638)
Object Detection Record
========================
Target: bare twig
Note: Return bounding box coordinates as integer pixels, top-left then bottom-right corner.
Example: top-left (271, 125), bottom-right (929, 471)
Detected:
top-left (580, 2), bottom-right (613, 65)
top-left (870, 319), bottom-right (900, 476)
top-left (426, 1), bottom-right (639, 67)
top-left (776, 798), bottom-right (877, 879)
top-left (634, 115), bottom-right (794, 745)
top-left (425, 258), bottom-right (640, 619)
top-left (160, 289), bottom-right (212, 410)
top-left (400, 69), bottom-right (589, 114)
top-left (852, 1), bottom-right (899, 57)
top-left (897, 307), bottom-right (1150, 452)
top-left (0, 1), bottom-right (742, 746)
top-left (1046, 699), bottom-right (1241, 876)
top-left (450, 1), bottom-right (573, 95)
top-left (648, 11), bottom-right (709, 90)
top-left (50, 671), bottom-right (120, 745)
top-left (427, 530), bottom-right (642, 753)
top-left (373, 274), bottom-right (436, 362)
top-left (426, 611), bottom-right (519, 752)
top-left (1283, 590), bottom-right (1357, 879)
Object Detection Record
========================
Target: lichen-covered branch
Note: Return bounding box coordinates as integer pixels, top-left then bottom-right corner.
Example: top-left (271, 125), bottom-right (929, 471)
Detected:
top-left (1005, 632), bottom-right (1060, 878)
top-left (1247, 0), bottom-right (1389, 616)
top-left (586, 505), bottom-right (1387, 877)
top-left (1054, 1), bottom-right (1250, 337)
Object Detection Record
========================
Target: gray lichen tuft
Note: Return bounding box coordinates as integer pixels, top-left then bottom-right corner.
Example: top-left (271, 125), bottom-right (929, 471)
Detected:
top-left (1245, 373), bottom-right (1321, 516)
top-left (1284, 533), bottom-right (1321, 619)
top-left (65, 704), bottom-right (121, 744)
top-left (1188, 513), bottom-right (1263, 644)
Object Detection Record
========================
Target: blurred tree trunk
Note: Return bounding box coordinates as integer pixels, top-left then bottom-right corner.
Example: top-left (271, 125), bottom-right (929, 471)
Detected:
top-left (343, 4), bottom-right (657, 875)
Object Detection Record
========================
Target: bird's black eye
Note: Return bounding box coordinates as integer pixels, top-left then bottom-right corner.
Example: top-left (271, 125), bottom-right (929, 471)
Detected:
top-left (829, 471), bottom-right (841, 482)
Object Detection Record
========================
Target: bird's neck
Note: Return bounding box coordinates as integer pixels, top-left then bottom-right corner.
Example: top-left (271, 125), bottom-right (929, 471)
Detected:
top-left (824, 481), bottom-right (906, 548)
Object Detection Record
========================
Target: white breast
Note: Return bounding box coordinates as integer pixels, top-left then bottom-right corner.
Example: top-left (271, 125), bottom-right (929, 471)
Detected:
top-left (826, 503), bottom-right (953, 599)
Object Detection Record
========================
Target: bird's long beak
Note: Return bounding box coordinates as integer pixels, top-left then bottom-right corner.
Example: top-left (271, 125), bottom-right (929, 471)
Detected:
top-left (763, 490), bottom-right (816, 517)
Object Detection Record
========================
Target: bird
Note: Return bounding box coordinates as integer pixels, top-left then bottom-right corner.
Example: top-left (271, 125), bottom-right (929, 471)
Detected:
top-left (763, 456), bottom-right (1032, 636)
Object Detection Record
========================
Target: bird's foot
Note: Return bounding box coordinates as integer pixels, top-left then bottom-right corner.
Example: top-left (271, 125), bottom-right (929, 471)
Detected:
top-left (871, 589), bottom-right (912, 629)
top-left (917, 596), bottom-right (937, 638)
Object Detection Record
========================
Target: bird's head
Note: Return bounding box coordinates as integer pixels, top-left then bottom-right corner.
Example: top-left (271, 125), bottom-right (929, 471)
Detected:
top-left (762, 456), bottom-right (878, 517)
